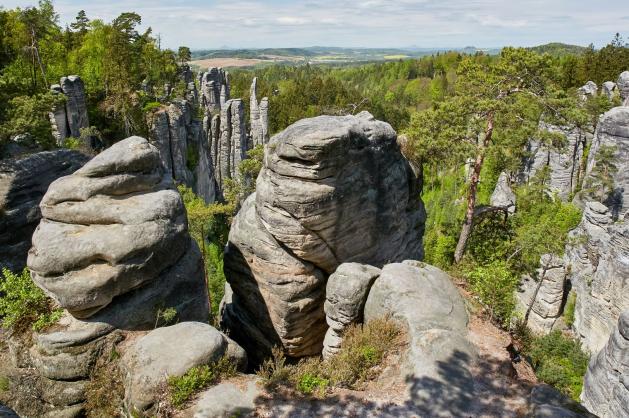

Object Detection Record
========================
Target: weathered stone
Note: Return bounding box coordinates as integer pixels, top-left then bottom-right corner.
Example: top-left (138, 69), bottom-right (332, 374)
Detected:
top-left (602, 81), bottom-right (617, 100)
top-left (516, 255), bottom-right (566, 334)
top-left (222, 113), bottom-right (425, 361)
top-left (121, 322), bottom-right (245, 412)
top-left (490, 172), bottom-right (516, 213)
top-left (40, 379), bottom-right (86, 407)
top-left (618, 71), bottom-right (629, 106)
top-left (168, 100), bottom-right (194, 185)
top-left (191, 378), bottom-right (261, 418)
top-left (0, 404), bottom-right (20, 418)
top-left (564, 202), bottom-right (629, 353)
top-left (250, 78), bottom-right (269, 146)
top-left (578, 81), bottom-right (598, 100)
top-left (581, 106), bottom-right (629, 218)
top-left (213, 99), bottom-right (248, 192)
top-left (521, 122), bottom-right (590, 200)
top-left (60, 76), bottom-right (89, 139)
top-left (0, 150), bottom-right (88, 271)
top-left (581, 310), bottom-right (629, 417)
top-left (364, 262), bottom-right (476, 416)
top-left (322, 263), bottom-right (381, 358)
top-left (200, 67), bottom-right (229, 113)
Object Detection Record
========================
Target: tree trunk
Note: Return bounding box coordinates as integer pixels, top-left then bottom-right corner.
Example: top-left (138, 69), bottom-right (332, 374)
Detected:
top-left (454, 114), bottom-right (494, 263)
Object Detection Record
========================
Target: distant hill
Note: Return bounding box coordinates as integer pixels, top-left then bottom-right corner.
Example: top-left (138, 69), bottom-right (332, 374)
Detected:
top-left (527, 43), bottom-right (588, 57)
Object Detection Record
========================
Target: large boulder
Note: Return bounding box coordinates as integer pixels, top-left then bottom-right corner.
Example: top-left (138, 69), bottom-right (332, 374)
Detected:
top-left (0, 149), bottom-right (88, 271)
top-left (121, 322), bottom-right (246, 413)
top-left (60, 75), bottom-right (89, 139)
top-left (364, 261), bottom-right (477, 416)
top-left (26, 136), bottom-right (209, 413)
top-left (618, 71), bottom-right (629, 106)
top-left (490, 172), bottom-right (516, 213)
top-left (222, 112), bottom-right (425, 362)
top-left (322, 263), bottom-right (381, 359)
top-left (581, 310), bottom-right (629, 417)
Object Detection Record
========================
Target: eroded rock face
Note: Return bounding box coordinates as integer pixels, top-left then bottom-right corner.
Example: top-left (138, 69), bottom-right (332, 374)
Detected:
top-left (578, 81), bottom-right (598, 100)
top-left (581, 310), bottom-right (629, 417)
top-left (221, 112), bottom-right (425, 361)
top-left (250, 77), bottom-right (269, 146)
top-left (0, 150), bottom-right (88, 271)
top-left (581, 106), bottom-right (629, 219)
top-left (364, 261), bottom-right (477, 416)
top-left (602, 81), bottom-right (617, 100)
top-left (200, 67), bottom-right (229, 113)
top-left (516, 255), bottom-right (566, 334)
top-left (212, 99), bottom-right (248, 193)
top-left (26, 136), bottom-right (209, 413)
top-left (322, 263), bottom-right (381, 359)
top-left (60, 76), bottom-right (89, 139)
top-left (564, 202), bottom-right (629, 353)
top-left (521, 122), bottom-right (590, 200)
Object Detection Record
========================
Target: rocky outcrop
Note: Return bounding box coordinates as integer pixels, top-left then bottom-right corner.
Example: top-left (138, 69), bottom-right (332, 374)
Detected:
top-left (221, 112), bottom-right (425, 362)
top-left (564, 202), bottom-right (629, 353)
top-left (191, 378), bottom-right (260, 418)
top-left (618, 71), bottom-right (629, 106)
top-left (602, 81), bottom-right (617, 100)
top-left (581, 310), bottom-right (629, 417)
top-left (322, 263), bottom-right (381, 359)
top-left (212, 99), bottom-right (247, 192)
top-left (0, 150), bottom-right (88, 271)
top-left (364, 261), bottom-right (477, 416)
top-left (580, 106), bottom-right (629, 219)
top-left (200, 67), bottom-right (229, 113)
top-left (490, 172), bottom-right (516, 213)
top-left (516, 255), bottom-right (567, 334)
top-left (122, 322), bottom-right (246, 413)
top-left (521, 122), bottom-right (590, 200)
top-left (48, 76), bottom-right (90, 145)
top-left (25, 136), bottom-right (209, 414)
top-left (578, 81), bottom-right (598, 100)
top-left (250, 77), bottom-right (269, 146)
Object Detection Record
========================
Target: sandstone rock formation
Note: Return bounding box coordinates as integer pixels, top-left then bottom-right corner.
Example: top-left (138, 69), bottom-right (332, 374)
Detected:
top-left (618, 71), bottom-right (629, 106)
top-left (211, 99), bottom-right (247, 193)
top-left (221, 112), bottom-right (425, 362)
top-left (0, 150), bottom-right (88, 271)
top-left (322, 263), bottom-right (381, 359)
top-left (490, 172), bottom-right (516, 214)
top-left (122, 322), bottom-right (246, 412)
top-left (578, 81), bottom-right (598, 100)
top-left (581, 106), bottom-right (629, 218)
top-left (200, 67), bottom-right (229, 113)
top-left (564, 202), bottom-right (629, 353)
top-left (602, 81), bottom-right (617, 100)
top-left (364, 261), bottom-right (477, 416)
top-left (250, 77), bottom-right (269, 146)
top-left (25, 136), bottom-right (209, 415)
top-left (521, 122), bottom-right (590, 200)
top-left (191, 378), bottom-right (261, 418)
top-left (581, 310), bottom-right (629, 417)
top-left (49, 76), bottom-right (90, 146)
top-left (516, 254), bottom-right (567, 334)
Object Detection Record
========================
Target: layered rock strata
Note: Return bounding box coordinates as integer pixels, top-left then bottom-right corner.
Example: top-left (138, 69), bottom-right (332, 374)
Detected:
top-left (581, 310), bottom-right (629, 417)
top-left (250, 77), bottom-right (269, 146)
top-left (580, 106), bottom-right (629, 218)
top-left (0, 150), bottom-right (88, 271)
top-left (25, 136), bottom-right (209, 415)
top-left (618, 71), bottom-right (629, 106)
top-left (200, 67), bottom-right (229, 113)
top-left (221, 112), bottom-right (425, 361)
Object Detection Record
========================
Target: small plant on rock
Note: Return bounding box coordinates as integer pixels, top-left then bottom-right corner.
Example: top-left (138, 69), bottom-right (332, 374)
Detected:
top-left (168, 356), bottom-right (237, 408)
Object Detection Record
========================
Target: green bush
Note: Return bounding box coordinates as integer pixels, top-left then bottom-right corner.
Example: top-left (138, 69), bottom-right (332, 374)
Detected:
top-left (168, 356), bottom-right (236, 408)
top-left (465, 260), bottom-right (519, 326)
top-left (297, 373), bottom-right (329, 396)
top-left (527, 331), bottom-right (589, 400)
top-left (0, 267), bottom-right (62, 333)
top-left (142, 101), bottom-right (162, 112)
top-left (563, 292), bottom-right (577, 327)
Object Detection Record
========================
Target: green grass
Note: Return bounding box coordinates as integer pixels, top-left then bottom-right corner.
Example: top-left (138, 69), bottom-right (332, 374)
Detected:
top-left (168, 356), bottom-right (237, 408)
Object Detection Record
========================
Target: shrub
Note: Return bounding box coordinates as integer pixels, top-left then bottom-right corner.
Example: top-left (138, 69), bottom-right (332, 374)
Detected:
top-left (168, 356), bottom-right (236, 408)
top-left (465, 260), bottom-right (519, 326)
top-left (142, 101), bottom-right (162, 112)
top-left (257, 317), bottom-right (403, 394)
top-left (527, 331), bottom-right (589, 400)
top-left (563, 292), bottom-right (577, 327)
top-left (0, 268), bottom-right (62, 333)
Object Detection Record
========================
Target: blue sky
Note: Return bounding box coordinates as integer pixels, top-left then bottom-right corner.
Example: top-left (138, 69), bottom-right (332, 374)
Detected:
top-left (4, 0), bottom-right (628, 50)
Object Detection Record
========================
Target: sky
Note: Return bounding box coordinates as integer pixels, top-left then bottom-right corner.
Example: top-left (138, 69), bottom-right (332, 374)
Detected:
top-left (3, 0), bottom-right (628, 50)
